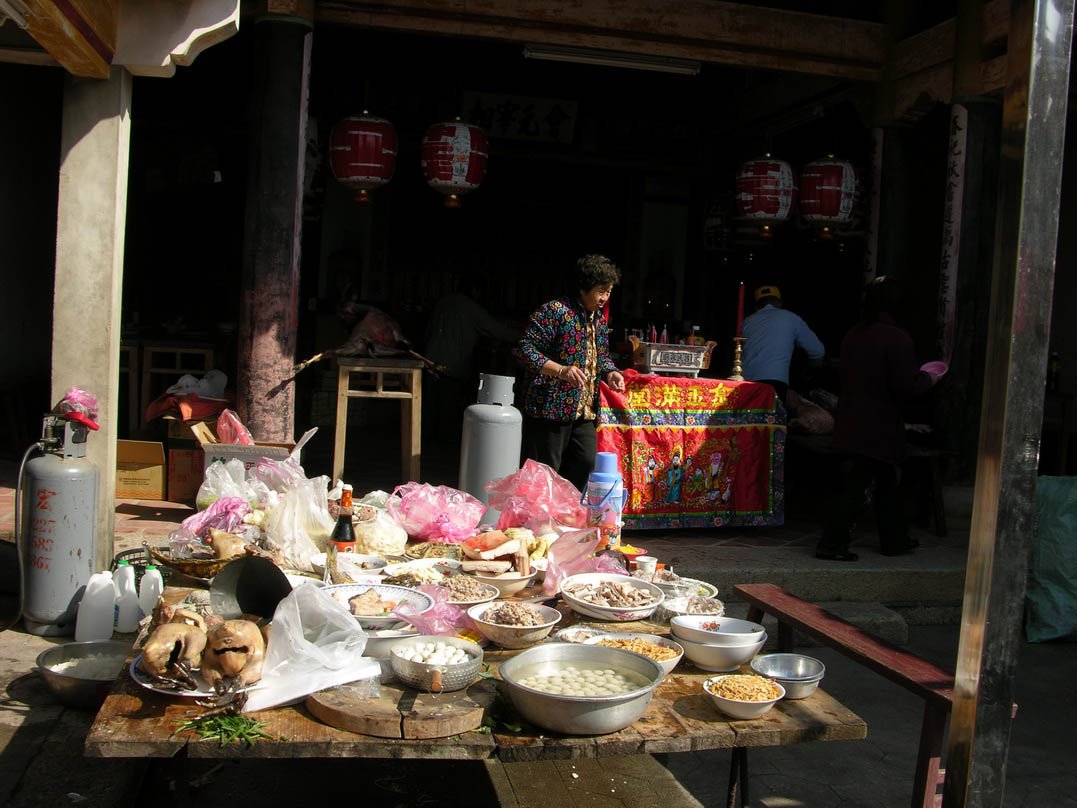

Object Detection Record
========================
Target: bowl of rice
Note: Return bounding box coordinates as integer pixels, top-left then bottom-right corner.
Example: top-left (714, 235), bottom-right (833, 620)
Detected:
top-left (36, 640), bottom-right (131, 710)
top-left (703, 674), bottom-right (785, 720)
top-left (583, 632), bottom-right (684, 678)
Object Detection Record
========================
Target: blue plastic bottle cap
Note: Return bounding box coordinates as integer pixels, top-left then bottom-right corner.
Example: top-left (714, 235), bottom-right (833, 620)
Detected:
top-left (594, 452), bottom-right (619, 475)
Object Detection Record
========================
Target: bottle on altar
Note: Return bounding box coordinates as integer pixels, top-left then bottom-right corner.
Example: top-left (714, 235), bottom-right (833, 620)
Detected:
top-left (581, 452), bottom-right (628, 551)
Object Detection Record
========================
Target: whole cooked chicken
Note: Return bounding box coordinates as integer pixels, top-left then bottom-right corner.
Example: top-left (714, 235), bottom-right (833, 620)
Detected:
top-left (139, 622), bottom-right (208, 691)
top-left (200, 619), bottom-right (266, 705)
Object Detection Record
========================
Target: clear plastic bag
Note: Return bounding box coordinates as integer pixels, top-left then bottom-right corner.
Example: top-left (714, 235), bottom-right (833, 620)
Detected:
top-left (168, 496), bottom-right (251, 556)
top-left (486, 460), bottom-right (588, 532)
top-left (263, 476), bottom-right (335, 571)
top-left (355, 509), bottom-right (408, 557)
top-left (391, 584), bottom-right (469, 636)
top-left (243, 582), bottom-right (380, 713)
top-left (217, 408), bottom-right (255, 445)
top-left (542, 527), bottom-right (627, 597)
top-left (196, 458), bottom-right (255, 511)
top-left (387, 483), bottom-right (486, 542)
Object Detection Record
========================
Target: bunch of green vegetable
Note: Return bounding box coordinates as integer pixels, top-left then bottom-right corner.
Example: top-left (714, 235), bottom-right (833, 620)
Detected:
top-left (174, 714), bottom-right (278, 747)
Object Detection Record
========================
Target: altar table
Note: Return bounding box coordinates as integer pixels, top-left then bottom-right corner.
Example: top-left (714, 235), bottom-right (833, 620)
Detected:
top-left (598, 370), bottom-right (786, 529)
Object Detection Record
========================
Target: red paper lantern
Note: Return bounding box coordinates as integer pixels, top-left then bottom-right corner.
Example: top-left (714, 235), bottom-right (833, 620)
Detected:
top-left (328, 113), bottom-right (398, 203)
top-left (799, 158), bottom-right (859, 232)
top-left (421, 120), bottom-right (488, 208)
top-left (735, 156), bottom-right (797, 237)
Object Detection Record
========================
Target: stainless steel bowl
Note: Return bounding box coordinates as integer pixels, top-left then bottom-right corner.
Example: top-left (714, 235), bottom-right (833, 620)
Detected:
top-left (750, 653), bottom-right (825, 699)
top-left (36, 640), bottom-right (131, 710)
top-left (499, 643), bottom-right (663, 735)
top-left (389, 636), bottom-right (483, 692)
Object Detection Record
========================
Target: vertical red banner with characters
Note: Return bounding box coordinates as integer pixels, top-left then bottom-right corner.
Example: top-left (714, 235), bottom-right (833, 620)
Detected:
top-left (597, 370), bottom-right (785, 529)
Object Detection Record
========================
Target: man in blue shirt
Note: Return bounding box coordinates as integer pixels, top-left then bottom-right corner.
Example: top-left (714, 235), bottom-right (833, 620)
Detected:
top-left (741, 285), bottom-right (825, 402)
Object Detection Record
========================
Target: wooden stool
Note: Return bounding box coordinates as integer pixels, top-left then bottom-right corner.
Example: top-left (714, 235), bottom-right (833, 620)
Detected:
top-left (333, 357), bottom-right (423, 486)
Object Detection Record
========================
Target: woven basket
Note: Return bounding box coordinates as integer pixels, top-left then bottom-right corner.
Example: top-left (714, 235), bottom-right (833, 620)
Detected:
top-left (144, 543), bottom-right (231, 581)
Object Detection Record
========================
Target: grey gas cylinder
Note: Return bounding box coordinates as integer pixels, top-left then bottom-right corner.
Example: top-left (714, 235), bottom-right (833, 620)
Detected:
top-left (21, 427), bottom-right (99, 636)
top-left (459, 374), bottom-right (522, 524)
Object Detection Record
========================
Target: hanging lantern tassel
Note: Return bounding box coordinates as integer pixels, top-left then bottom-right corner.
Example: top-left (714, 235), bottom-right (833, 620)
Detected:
top-left (735, 155), bottom-right (797, 237)
top-left (799, 157), bottom-right (859, 236)
top-left (421, 120), bottom-right (489, 208)
top-left (328, 112), bottom-right (398, 203)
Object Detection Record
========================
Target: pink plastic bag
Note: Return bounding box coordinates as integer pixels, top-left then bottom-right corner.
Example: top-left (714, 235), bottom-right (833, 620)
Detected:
top-left (57, 387), bottom-right (99, 423)
top-left (217, 409), bottom-right (255, 445)
top-left (542, 528), bottom-right (628, 597)
top-left (167, 496), bottom-right (251, 555)
top-left (485, 460), bottom-right (588, 532)
top-left (388, 483), bottom-right (486, 543)
top-left (392, 585), bottom-right (471, 636)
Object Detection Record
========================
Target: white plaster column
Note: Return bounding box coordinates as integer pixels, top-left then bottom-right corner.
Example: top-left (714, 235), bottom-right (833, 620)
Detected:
top-left (53, 66), bottom-right (132, 573)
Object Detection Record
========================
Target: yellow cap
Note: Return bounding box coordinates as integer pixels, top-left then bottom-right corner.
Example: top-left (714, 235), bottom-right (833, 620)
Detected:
top-left (754, 285), bottom-right (781, 302)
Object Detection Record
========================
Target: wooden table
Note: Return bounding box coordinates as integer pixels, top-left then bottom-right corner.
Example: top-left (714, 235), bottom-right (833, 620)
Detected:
top-left (333, 357), bottom-right (423, 486)
top-left (85, 603), bottom-right (865, 806)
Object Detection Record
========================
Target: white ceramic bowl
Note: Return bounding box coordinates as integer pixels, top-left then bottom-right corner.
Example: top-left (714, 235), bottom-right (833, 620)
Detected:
top-left (467, 602), bottom-right (561, 649)
top-left (531, 558), bottom-right (547, 582)
top-left (285, 573), bottom-right (325, 589)
top-left (363, 624), bottom-right (420, 658)
top-left (671, 615), bottom-right (766, 645)
top-left (659, 595), bottom-right (726, 622)
top-left (310, 553), bottom-right (327, 576)
top-left (559, 573), bottom-right (665, 622)
top-left (434, 577), bottom-right (500, 608)
top-left (338, 554), bottom-right (390, 574)
top-left (704, 675), bottom-right (785, 719)
top-left (323, 583), bottom-right (434, 629)
top-left (383, 558), bottom-right (462, 581)
top-left (583, 632), bottom-right (684, 678)
top-left (555, 626), bottom-right (611, 644)
top-left (677, 632), bottom-right (768, 672)
top-left (465, 569), bottom-right (538, 598)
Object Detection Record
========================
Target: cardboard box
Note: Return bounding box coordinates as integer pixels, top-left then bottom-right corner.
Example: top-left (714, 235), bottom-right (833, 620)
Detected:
top-left (116, 440), bottom-right (166, 500)
top-left (189, 422), bottom-right (295, 476)
top-left (167, 447), bottom-right (204, 504)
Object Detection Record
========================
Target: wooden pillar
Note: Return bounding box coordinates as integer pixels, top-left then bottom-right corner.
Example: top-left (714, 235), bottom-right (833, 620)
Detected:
top-left (944, 0), bottom-right (1075, 805)
top-left (237, 15), bottom-right (312, 442)
top-left (53, 66), bottom-right (132, 573)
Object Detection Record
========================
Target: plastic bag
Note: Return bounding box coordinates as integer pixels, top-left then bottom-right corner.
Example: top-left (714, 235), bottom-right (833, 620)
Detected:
top-left (196, 458), bottom-right (255, 511)
top-left (168, 496), bottom-right (250, 556)
top-left (57, 387), bottom-right (99, 423)
top-left (263, 475), bottom-right (335, 571)
top-left (217, 408), bottom-right (255, 445)
top-left (388, 483), bottom-right (486, 542)
top-left (243, 582), bottom-right (380, 713)
top-left (486, 460), bottom-right (588, 533)
top-left (355, 509), bottom-right (408, 556)
top-left (253, 428), bottom-right (319, 493)
top-left (542, 527), bottom-right (627, 597)
top-left (392, 585), bottom-right (469, 636)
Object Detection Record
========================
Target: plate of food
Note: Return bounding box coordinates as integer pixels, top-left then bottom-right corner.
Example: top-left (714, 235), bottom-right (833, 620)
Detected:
top-left (323, 583), bottom-right (434, 629)
top-left (129, 655), bottom-right (264, 699)
top-left (404, 542), bottom-right (464, 561)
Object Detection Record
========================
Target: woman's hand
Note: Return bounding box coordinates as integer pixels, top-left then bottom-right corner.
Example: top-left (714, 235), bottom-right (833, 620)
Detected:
top-left (607, 371), bottom-right (626, 392)
top-left (559, 365), bottom-right (586, 387)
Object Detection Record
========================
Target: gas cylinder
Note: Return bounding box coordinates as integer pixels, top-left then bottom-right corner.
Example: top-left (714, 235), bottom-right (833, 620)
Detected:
top-left (21, 416), bottom-right (99, 636)
top-left (459, 374), bottom-right (522, 524)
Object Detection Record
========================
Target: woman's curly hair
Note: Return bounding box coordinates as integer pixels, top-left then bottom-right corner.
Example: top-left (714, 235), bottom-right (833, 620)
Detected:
top-left (571, 254), bottom-right (621, 293)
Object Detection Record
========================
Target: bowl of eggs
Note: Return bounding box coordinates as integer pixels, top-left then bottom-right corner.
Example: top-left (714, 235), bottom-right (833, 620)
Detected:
top-left (389, 635), bottom-right (484, 692)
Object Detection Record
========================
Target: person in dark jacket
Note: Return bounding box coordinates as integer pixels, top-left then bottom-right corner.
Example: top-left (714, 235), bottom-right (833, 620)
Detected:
top-left (514, 255), bottom-right (626, 491)
top-left (816, 276), bottom-right (941, 561)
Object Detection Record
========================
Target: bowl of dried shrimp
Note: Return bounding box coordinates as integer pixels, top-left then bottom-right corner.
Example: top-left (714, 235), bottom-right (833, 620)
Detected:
top-left (582, 632), bottom-right (683, 678)
top-left (559, 573), bottom-right (664, 622)
top-left (467, 602), bottom-right (562, 649)
top-left (703, 674), bottom-right (785, 719)
top-left (435, 574), bottom-right (499, 607)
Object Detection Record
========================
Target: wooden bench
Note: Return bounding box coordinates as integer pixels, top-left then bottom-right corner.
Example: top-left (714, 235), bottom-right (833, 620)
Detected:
top-left (786, 433), bottom-right (950, 537)
top-left (734, 583), bottom-right (954, 808)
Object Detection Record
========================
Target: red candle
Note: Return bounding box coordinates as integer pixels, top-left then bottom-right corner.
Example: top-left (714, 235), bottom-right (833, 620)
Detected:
top-left (735, 281), bottom-right (745, 337)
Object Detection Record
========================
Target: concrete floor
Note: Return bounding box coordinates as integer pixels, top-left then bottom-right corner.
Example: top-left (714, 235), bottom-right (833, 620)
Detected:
top-left (1, 431), bottom-right (1075, 807)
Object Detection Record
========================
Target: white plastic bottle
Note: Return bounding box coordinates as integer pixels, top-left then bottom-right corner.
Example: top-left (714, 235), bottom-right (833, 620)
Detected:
top-left (75, 571), bottom-right (116, 642)
top-left (138, 565), bottom-right (164, 620)
top-left (113, 560), bottom-right (140, 632)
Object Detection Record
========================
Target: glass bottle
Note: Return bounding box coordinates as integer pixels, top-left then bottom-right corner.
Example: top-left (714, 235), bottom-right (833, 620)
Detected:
top-left (329, 484), bottom-right (357, 553)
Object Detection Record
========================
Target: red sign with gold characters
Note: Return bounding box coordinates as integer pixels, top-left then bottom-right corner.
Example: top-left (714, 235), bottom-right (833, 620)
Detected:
top-left (597, 370), bottom-right (785, 529)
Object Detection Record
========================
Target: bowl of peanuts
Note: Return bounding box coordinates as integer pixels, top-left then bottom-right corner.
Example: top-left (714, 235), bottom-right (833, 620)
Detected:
top-left (582, 632), bottom-right (684, 678)
top-left (703, 674), bottom-right (785, 720)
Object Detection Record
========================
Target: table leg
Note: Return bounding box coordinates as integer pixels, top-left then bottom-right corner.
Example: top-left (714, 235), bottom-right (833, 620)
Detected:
top-left (727, 747), bottom-right (749, 807)
top-left (333, 364), bottom-right (349, 485)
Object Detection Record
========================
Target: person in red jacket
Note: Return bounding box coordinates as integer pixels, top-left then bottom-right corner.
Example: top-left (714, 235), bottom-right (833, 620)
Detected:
top-left (816, 276), bottom-right (942, 561)
top-left (514, 255), bottom-right (626, 491)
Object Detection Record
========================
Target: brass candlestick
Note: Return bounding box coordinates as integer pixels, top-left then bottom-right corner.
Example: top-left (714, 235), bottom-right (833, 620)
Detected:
top-left (728, 337), bottom-right (745, 381)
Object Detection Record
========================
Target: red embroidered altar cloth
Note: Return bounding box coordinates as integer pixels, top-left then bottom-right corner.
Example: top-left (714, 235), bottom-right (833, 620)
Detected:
top-left (597, 370), bottom-right (785, 529)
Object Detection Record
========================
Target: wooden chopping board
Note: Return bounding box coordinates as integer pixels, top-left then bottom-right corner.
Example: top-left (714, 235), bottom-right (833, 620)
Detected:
top-left (306, 679), bottom-right (497, 739)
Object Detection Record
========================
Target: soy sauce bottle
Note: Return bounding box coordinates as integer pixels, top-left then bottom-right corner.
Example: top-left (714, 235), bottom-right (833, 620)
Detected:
top-left (329, 484), bottom-right (357, 553)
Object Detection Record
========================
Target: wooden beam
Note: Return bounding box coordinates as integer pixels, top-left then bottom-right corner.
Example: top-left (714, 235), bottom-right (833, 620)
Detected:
top-left (316, 0), bottom-right (887, 81)
top-left (0, 46), bottom-right (60, 67)
top-left (25, 0), bottom-right (117, 78)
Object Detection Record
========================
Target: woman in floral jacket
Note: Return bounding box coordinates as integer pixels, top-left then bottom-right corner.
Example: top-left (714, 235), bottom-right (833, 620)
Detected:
top-left (513, 254), bottom-right (626, 490)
